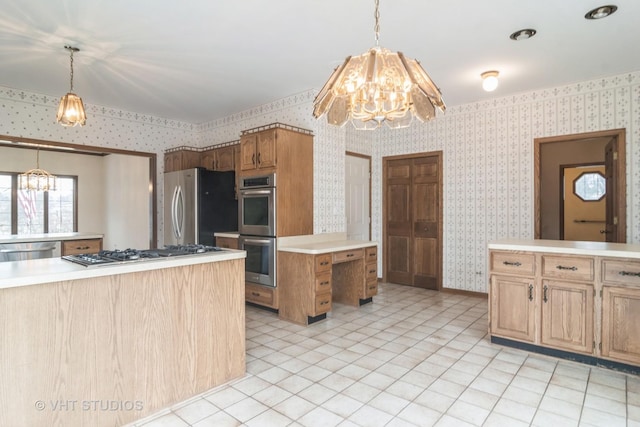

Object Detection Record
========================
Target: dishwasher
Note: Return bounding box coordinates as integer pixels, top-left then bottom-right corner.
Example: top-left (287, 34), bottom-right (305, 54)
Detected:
top-left (0, 241), bottom-right (62, 262)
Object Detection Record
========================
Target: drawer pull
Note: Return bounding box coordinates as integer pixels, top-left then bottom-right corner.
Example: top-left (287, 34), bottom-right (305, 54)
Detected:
top-left (319, 301), bottom-right (329, 306)
top-left (368, 269), bottom-right (376, 274)
top-left (76, 246), bottom-right (90, 250)
top-left (503, 261), bottom-right (522, 267)
top-left (369, 253), bottom-right (376, 257)
top-left (320, 281), bottom-right (330, 286)
top-left (619, 271), bottom-right (640, 278)
top-left (320, 261), bottom-right (329, 266)
top-left (528, 284), bottom-right (533, 301)
top-left (556, 265), bottom-right (577, 271)
top-left (251, 292), bottom-right (260, 297)
top-left (368, 285), bottom-right (376, 290)
top-left (543, 285), bottom-right (548, 303)
top-left (346, 254), bottom-right (354, 258)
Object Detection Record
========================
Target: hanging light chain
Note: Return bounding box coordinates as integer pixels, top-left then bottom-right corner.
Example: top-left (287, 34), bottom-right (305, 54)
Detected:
top-left (374, 0), bottom-right (380, 46)
top-left (69, 48), bottom-right (75, 92)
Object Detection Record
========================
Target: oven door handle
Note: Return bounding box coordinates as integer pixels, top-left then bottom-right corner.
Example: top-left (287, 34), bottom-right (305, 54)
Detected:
top-left (239, 189), bottom-right (274, 196)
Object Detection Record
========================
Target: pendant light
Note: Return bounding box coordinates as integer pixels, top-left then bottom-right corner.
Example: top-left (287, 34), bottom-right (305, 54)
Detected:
top-left (313, 0), bottom-right (446, 130)
top-left (56, 45), bottom-right (87, 127)
top-left (18, 148), bottom-right (57, 192)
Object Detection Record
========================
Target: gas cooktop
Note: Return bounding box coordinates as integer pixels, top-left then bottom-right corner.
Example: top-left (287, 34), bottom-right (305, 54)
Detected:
top-left (62, 244), bottom-right (223, 267)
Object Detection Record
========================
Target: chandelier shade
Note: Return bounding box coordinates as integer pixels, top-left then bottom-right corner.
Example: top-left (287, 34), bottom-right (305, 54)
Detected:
top-left (18, 149), bottom-right (57, 192)
top-left (56, 45), bottom-right (87, 127)
top-left (313, 0), bottom-right (445, 129)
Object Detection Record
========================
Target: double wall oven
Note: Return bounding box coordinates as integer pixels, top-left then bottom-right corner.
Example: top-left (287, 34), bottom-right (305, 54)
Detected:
top-left (238, 173), bottom-right (277, 288)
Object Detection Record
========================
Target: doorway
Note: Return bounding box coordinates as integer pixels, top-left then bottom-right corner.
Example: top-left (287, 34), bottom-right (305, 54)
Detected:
top-left (345, 152), bottom-right (371, 240)
top-left (534, 129), bottom-right (626, 243)
top-left (383, 152), bottom-right (443, 290)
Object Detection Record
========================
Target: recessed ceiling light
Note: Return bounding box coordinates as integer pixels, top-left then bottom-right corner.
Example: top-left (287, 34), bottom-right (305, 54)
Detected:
top-left (585, 5), bottom-right (618, 19)
top-left (510, 29), bottom-right (537, 41)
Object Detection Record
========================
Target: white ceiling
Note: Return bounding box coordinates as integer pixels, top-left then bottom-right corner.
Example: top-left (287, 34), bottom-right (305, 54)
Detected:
top-left (1, 0), bottom-right (638, 124)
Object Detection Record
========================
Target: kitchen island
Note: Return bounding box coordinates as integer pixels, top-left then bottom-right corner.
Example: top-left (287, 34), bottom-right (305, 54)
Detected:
top-left (278, 233), bottom-right (378, 325)
top-left (0, 249), bottom-right (246, 427)
top-left (488, 239), bottom-right (640, 372)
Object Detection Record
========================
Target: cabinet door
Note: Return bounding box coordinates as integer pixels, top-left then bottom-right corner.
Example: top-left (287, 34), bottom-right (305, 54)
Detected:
top-left (540, 280), bottom-right (594, 354)
top-left (490, 275), bottom-right (536, 343)
top-left (240, 135), bottom-right (257, 170)
top-left (183, 151), bottom-right (201, 169)
top-left (602, 286), bottom-right (640, 365)
top-left (215, 146), bottom-right (235, 171)
top-left (164, 152), bottom-right (180, 173)
top-left (256, 130), bottom-right (276, 168)
top-left (201, 150), bottom-right (216, 170)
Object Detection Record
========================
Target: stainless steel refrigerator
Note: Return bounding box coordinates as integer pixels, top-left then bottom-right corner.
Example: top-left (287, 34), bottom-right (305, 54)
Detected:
top-left (164, 167), bottom-right (237, 246)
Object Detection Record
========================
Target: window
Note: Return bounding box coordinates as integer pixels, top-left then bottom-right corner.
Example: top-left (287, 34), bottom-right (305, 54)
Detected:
top-left (0, 173), bottom-right (77, 234)
top-left (573, 171), bottom-right (606, 202)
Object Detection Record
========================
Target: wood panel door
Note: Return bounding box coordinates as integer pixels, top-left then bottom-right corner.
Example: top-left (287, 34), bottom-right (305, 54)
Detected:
top-left (384, 153), bottom-right (442, 290)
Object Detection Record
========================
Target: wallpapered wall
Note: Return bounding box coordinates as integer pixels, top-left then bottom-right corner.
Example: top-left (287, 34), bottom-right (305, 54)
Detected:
top-left (1, 70), bottom-right (638, 293)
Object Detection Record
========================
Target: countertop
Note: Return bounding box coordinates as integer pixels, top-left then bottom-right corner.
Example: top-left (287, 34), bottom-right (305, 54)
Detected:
top-left (0, 249), bottom-right (245, 289)
top-left (488, 239), bottom-right (640, 259)
top-left (278, 232), bottom-right (377, 254)
top-left (0, 232), bottom-right (103, 244)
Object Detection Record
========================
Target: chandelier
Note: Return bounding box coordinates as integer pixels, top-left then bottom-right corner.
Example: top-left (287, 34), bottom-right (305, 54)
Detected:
top-left (313, 0), bottom-right (446, 130)
top-left (56, 45), bottom-right (87, 127)
top-left (18, 149), bottom-right (57, 192)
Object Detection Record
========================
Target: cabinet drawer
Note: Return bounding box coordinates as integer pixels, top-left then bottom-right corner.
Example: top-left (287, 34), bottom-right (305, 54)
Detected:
top-left (365, 246), bottom-right (377, 261)
top-left (490, 251), bottom-right (535, 275)
top-left (246, 283), bottom-right (275, 307)
top-left (365, 280), bottom-right (378, 298)
top-left (216, 236), bottom-right (238, 250)
top-left (315, 272), bottom-right (332, 293)
top-left (541, 255), bottom-right (594, 281)
top-left (315, 254), bottom-right (332, 273)
top-left (602, 259), bottom-right (640, 286)
top-left (62, 239), bottom-right (102, 255)
top-left (366, 263), bottom-right (377, 281)
top-left (332, 248), bottom-right (364, 264)
top-left (314, 292), bottom-right (332, 315)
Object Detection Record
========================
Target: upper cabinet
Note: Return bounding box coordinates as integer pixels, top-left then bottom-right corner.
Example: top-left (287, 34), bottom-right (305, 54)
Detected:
top-left (202, 145), bottom-right (236, 171)
top-left (240, 131), bottom-right (277, 171)
top-left (164, 148), bottom-right (200, 173)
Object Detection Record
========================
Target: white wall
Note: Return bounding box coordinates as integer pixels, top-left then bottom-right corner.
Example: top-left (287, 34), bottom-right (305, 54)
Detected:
top-left (103, 154), bottom-right (151, 249)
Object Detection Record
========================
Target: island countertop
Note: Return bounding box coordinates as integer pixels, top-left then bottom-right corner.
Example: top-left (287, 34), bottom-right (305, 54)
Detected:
top-left (278, 232), bottom-right (377, 254)
top-left (0, 232), bottom-right (103, 244)
top-left (488, 238), bottom-right (640, 259)
top-left (0, 249), bottom-right (245, 289)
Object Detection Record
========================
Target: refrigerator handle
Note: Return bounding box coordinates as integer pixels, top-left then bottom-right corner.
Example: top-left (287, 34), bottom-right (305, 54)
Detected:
top-left (176, 185), bottom-right (184, 239)
top-left (171, 185), bottom-right (182, 239)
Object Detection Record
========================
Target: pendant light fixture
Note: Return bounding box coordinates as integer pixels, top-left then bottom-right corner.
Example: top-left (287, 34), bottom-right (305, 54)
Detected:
top-left (18, 148), bottom-right (57, 192)
top-left (56, 45), bottom-right (87, 127)
top-left (313, 0), bottom-right (445, 130)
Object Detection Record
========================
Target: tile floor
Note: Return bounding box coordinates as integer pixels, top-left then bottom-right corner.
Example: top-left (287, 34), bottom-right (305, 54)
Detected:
top-left (131, 282), bottom-right (640, 427)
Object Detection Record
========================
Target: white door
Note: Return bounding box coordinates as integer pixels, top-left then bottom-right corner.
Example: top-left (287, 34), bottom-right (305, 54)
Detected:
top-left (345, 154), bottom-right (370, 240)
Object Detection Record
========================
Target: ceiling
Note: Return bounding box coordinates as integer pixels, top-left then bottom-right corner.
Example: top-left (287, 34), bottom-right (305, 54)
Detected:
top-left (1, 0), bottom-right (638, 124)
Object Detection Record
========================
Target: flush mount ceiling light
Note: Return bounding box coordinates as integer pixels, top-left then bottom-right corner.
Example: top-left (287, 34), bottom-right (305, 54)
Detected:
top-left (509, 28), bottom-right (537, 41)
top-left (56, 45), bottom-right (87, 127)
top-left (585, 5), bottom-right (618, 19)
top-left (481, 71), bottom-right (499, 92)
top-left (313, 0), bottom-right (446, 130)
top-left (18, 148), bottom-right (57, 192)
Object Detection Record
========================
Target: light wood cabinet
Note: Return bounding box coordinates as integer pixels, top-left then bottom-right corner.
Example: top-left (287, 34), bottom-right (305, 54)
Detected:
top-left (490, 247), bottom-right (640, 369)
top-left (240, 131), bottom-right (276, 171)
top-left (490, 250), bottom-right (595, 355)
top-left (216, 236), bottom-right (238, 250)
top-left (61, 238), bottom-right (103, 255)
top-left (201, 144), bottom-right (237, 171)
top-left (601, 259), bottom-right (640, 365)
top-left (245, 282), bottom-right (277, 309)
top-left (163, 148), bottom-right (201, 173)
top-left (365, 246), bottom-right (378, 297)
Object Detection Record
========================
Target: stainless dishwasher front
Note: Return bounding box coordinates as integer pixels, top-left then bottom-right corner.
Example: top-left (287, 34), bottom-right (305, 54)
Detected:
top-left (0, 241), bottom-right (61, 262)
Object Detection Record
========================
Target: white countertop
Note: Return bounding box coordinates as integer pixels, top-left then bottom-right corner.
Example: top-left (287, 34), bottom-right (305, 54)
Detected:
top-left (0, 232), bottom-right (103, 244)
top-left (215, 232), bottom-right (240, 238)
top-left (0, 249), bottom-right (245, 289)
top-left (278, 232), bottom-right (377, 254)
top-left (488, 239), bottom-right (640, 259)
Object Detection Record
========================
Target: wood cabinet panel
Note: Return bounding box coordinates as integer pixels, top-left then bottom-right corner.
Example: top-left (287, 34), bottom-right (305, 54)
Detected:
top-left (315, 272), bottom-right (332, 293)
top-left (541, 279), bottom-right (594, 354)
top-left (602, 286), bottom-right (640, 365)
top-left (245, 282), bottom-right (276, 308)
top-left (490, 251), bottom-right (535, 275)
top-left (314, 292), bottom-right (332, 315)
top-left (216, 236), bottom-right (238, 250)
top-left (315, 254), bottom-right (332, 273)
top-left (214, 145), bottom-right (235, 171)
top-left (61, 238), bottom-right (102, 255)
top-left (541, 255), bottom-right (594, 281)
top-left (332, 248), bottom-right (364, 264)
top-left (164, 149), bottom-right (200, 172)
top-left (602, 259), bottom-right (640, 286)
top-left (490, 275), bottom-right (536, 343)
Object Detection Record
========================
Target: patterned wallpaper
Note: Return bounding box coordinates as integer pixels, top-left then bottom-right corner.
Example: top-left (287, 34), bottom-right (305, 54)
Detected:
top-left (1, 70), bottom-right (638, 294)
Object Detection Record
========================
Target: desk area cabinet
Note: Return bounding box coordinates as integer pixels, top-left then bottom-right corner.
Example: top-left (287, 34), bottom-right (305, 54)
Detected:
top-left (278, 234), bottom-right (378, 325)
top-left (489, 239), bottom-right (640, 372)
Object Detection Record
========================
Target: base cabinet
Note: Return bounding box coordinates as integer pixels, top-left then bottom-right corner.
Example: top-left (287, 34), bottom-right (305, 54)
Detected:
top-left (490, 249), bottom-right (640, 370)
top-left (61, 238), bottom-right (103, 256)
top-left (216, 236), bottom-right (239, 250)
top-left (245, 282), bottom-right (277, 309)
